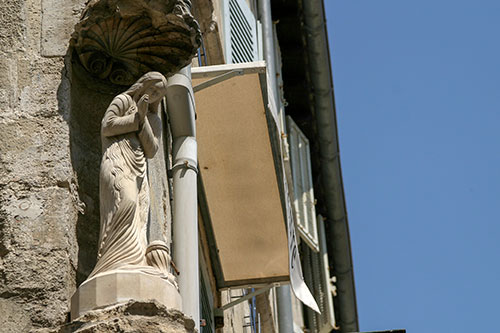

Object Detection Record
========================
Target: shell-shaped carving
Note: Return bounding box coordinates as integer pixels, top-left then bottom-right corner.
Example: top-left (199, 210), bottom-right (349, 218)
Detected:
top-left (72, 0), bottom-right (201, 87)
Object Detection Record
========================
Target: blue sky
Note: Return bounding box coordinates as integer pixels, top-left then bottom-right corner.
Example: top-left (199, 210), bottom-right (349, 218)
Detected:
top-left (325, 1), bottom-right (500, 332)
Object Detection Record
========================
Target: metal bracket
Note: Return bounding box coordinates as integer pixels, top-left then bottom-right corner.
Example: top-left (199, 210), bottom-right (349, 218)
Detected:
top-left (193, 69), bottom-right (244, 93)
top-left (214, 284), bottom-right (276, 316)
top-left (172, 160), bottom-right (199, 173)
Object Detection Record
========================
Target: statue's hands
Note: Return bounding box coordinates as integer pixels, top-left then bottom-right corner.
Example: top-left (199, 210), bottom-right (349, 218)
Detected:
top-left (137, 94), bottom-right (149, 125)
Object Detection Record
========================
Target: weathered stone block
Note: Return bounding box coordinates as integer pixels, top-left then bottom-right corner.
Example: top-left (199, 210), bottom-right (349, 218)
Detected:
top-left (0, 298), bottom-right (32, 332)
top-left (41, 0), bottom-right (85, 57)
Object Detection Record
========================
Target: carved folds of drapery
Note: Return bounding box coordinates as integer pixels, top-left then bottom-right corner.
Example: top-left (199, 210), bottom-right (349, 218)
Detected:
top-left (71, 0), bottom-right (201, 90)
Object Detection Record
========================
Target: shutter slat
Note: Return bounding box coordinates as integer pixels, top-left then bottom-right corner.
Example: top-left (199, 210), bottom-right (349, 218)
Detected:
top-left (229, 0), bottom-right (252, 33)
top-left (230, 29), bottom-right (254, 61)
top-left (230, 25), bottom-right (254, 60)
top-left (229, 0), bottom-right (253, 42)
top-left (301, 217), bottom-right (337, 333)
top-left (222, 0), bottom-right (258, 63)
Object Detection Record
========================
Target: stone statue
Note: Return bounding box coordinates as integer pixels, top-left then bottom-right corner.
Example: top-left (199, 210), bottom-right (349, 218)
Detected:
top-left (87, 72), bottom-right (174, 283)
top-left (70, 0), bottom-right (201, 319)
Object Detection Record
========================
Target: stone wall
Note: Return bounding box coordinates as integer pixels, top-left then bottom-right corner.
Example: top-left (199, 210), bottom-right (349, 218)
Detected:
top-left (0, 0), bottom-right (218, 331)
top-left (220, 289), bottom-right (250, 333)
top-left (0, 0), bottom-right (85, 331)
top-left (218, 288), bottom-right (278, 333)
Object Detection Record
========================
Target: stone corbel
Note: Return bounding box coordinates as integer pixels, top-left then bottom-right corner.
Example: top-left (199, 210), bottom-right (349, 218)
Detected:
top-left (71, 0), bottom-right (201, 91)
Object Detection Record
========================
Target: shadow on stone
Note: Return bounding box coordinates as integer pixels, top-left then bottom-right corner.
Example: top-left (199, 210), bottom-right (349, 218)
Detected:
top-left (124, 301), bottom-right (165, 316)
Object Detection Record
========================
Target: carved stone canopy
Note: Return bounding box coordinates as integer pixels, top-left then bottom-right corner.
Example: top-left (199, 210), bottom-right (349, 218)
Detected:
top-left (71, 0), bottom-right (201, 91)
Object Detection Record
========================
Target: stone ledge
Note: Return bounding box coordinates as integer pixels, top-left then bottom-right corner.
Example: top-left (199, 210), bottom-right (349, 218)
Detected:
top-left (61, 300), bottom-right (195, 333)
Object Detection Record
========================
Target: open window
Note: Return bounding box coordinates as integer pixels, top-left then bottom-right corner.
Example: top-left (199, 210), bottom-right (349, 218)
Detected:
top-left (286, 116), bottom-right (319, 252)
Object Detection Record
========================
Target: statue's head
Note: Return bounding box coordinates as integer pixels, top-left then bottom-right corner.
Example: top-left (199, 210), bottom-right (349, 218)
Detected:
top-left (126, 72), bottom-right (168, 103)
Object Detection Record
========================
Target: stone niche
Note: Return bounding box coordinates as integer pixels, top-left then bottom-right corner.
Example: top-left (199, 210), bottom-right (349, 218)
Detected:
top-left (68, 0), bottom-right (200, 311)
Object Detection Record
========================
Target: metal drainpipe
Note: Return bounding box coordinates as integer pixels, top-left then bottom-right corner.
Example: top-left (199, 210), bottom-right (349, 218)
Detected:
top-left (167, 65), bottom-right (200, 332)
top-left (276, 285), bottom-right (294, 333)
top-left (301, 0), bottom-right (359, 331)
top-left (258, 1), bottom-right (294, 332)
top-left (258, 0), bottom-right (278, 101)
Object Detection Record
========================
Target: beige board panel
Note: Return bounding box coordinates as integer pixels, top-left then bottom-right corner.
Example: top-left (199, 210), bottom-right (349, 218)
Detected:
top-left (194, 73), bottom-right (289, 283)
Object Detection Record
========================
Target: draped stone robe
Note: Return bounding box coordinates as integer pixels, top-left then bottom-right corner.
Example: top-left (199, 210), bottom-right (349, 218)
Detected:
top-left (88, 93), bottom-right (162, 279)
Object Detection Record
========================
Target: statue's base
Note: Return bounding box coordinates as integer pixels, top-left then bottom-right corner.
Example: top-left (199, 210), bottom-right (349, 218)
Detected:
top-left (70, 271), bottom-right (182, 320)
top-left (61, 300), bottom-right (195, 333)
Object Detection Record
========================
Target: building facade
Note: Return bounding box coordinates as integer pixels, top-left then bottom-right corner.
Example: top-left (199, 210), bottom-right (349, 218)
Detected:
top-left (0, 0), bottom-right (357, 332)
